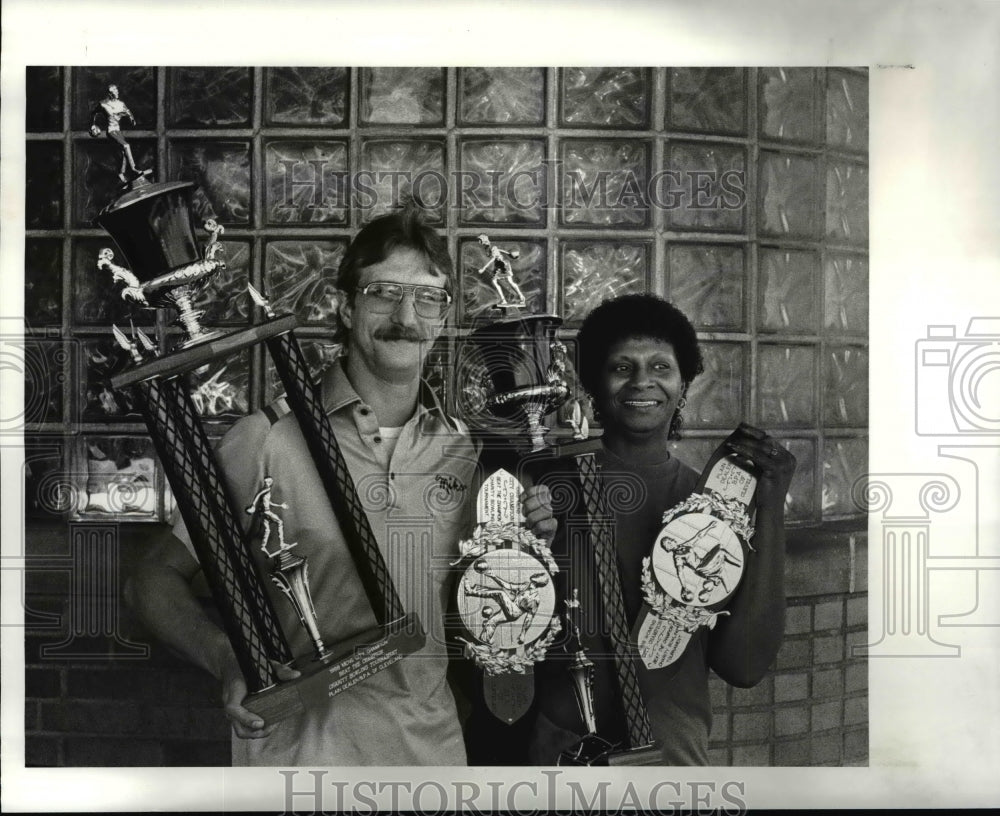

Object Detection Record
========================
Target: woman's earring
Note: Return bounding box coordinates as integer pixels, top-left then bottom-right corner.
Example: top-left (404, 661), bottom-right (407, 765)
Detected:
top-left (668, 394), bottom-right (687, 440)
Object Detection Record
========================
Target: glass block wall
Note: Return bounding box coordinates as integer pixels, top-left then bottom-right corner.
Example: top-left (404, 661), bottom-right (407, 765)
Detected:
top-left (23, 66), bottom-right (868, 527)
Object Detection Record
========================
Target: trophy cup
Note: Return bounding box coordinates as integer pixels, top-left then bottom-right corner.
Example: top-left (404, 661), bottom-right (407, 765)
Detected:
top-left (95, 84), bottom-right (424, 723)
top-left (451, 235), bottom-right (570, 725)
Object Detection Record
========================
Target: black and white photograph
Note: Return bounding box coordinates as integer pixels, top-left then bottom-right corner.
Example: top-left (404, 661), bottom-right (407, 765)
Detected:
top-left (2, 1), bottom-right (998, 812)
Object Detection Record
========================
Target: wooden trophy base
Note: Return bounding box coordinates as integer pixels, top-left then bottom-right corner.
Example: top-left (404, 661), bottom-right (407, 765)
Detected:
top-left (243, 612), bottom-right (425, 723)
top-left (607, 743), bottom-right (664, 766)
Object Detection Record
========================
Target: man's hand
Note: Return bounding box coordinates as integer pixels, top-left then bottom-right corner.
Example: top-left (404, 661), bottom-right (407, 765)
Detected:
top-left (522, 484), bottom-right (556, 542)
top-left (221, 659), bottom-right (301, 739)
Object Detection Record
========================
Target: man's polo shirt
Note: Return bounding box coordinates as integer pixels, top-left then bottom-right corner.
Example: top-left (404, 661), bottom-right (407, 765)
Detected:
top-left (174, 360), bottom-right (479, 765)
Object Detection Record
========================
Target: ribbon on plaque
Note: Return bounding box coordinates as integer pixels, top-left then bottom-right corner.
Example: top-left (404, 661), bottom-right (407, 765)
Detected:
top-left (453, 469), bottom-right (561, 724)
top-left (631, 427), bottom-right (760, 670)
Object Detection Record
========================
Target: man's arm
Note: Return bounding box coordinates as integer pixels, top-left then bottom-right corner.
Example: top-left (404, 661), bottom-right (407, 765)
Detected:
top-left (124, 528), bottom-right (278, 738)
top-left (706, 430), bottom-right (795, 687)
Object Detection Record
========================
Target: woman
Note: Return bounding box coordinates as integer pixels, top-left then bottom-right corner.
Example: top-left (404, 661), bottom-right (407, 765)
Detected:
top-left (528, 293), bottom-right (796, 765)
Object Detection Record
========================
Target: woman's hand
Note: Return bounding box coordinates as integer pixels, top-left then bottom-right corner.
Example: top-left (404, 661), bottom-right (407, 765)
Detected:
top-left (724, 422), bottom-right (797, 511)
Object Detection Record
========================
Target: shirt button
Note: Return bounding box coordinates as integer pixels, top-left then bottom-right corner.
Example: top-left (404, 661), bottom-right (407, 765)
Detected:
top-left (359, 407), bottom-right (370, 416)
top-left (373, 435), bottom-right (382, 443)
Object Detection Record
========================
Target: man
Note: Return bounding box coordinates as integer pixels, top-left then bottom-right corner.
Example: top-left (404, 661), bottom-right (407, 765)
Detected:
top-left (126, 208), bottom-right (554, 765)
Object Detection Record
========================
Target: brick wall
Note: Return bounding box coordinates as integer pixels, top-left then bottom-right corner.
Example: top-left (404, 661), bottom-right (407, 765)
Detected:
top-left (23, 521), bottom-right (866, 767)
top-left (709, 526), bottom-right (869, 766)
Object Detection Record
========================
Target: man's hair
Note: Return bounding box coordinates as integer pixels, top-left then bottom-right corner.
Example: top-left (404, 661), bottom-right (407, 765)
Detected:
top-left (337, 206), bottom-right (453, 300)
top-left (576, 293), bottom-right (704, 398)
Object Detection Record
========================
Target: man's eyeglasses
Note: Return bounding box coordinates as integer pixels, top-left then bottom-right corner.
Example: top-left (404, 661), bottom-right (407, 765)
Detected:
top-left (357, 282), bottom-right (452, 319)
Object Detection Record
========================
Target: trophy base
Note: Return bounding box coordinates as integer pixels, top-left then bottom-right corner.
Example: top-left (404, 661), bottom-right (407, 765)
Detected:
top-left (559, 735), bottom-right (663, 766)
top-left (243, 611), bottom-right (426, 723)
top-left (606, 742), bottom-right (663, 766)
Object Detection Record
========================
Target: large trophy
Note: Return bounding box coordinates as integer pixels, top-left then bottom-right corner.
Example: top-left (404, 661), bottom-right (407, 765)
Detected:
top-left (451, 235), bottom-right (570, 725)
top-left (94, 85), bottom-right (423, 723)
top-left (538, 406), bottom-right (666, 765)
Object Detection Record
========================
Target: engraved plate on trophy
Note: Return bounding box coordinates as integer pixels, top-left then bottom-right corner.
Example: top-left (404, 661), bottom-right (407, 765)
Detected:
top-left (453, 469), bottom-right (560, 724)
top-left (96, 82), bottom-right (424, 724)
top-left (633, 434), bottom-right (759, 671)
top-left (451, 235), bottom-right (570, 724)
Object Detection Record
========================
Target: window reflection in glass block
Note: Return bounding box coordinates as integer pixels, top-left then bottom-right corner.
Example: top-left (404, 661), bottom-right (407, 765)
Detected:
top-left (71, 67), bottom-right (156, 130)
top-left (361, 68), bottom-right (445, 125)
top-left (169, 140), bottom-right (251, 225)
top-left (758, 151), bottom-right (819, 238)
top-left (775, 437), bottom-right (817, 522)
top-left (669, 68), bottom-right (747, 134)
top-left (27, 67), bottom-right (63, 132)
top-left (26, 142), bottom-right (63, 229)
top-left (168, 67), bottom-right (251, 128)
top-left (759, 68), bottom-right (817, 142)
top-left (460, 68), bottom-right (545, 125)
top-left (80, 337), bottom-right (143, 423)
top-left (824, 254), bottom-right (868, 335)
top-left (25, 438), bottom-right (71, 519)
top-left (667, 244), bottom-right (745, 331)
top-left (561, 140), bottom-right (650, 227)
top-left (759, 248), bottom-right (819, 333)
top-left (459, 140), bottom-right (545, 224)
top-left (187, 349), bottom-right (249, 419)
top-left (827, 70), bottom-right (868, 151)
top-left (757, 344), bottom-right (816, 428)
top-left (192, 241), bottom-right (251, 327)
top-left (25, 240), bottom-right (63, 326)
top-left (265, 141), bottom-right (349, 225)
top-left (265, 67), bottom-right (349, 126)
top-left (360, 140), bottom-right (446, 222)
top-left (561, 68), bottom-right (650, 128)
top-left (666, 142), bottom-right (747, 232)
top-left (826, 161), bottom-right (868, 244)
top-left (822, 436), bottom-right (868, 517)
top-left (73, 238), bottom-right (156, 327)
top-left (24, 339), bottom-right (68, 425)
top-left (685, 342), bottom-right (745, 430)
top-left (79, 435), bottom-right (159, 519)
top-left (459, 238), bottom-right (546, 323)
top-left (561, 242), bottom-right (648, 323)
top-left (824, 346), bottom-right (868, 427)
top-left (74, 138), bottom-right (157, 226)
top-left (265, 339), bottom-right (343, 403)
top-left (264, 240), bottom-right (346, 326)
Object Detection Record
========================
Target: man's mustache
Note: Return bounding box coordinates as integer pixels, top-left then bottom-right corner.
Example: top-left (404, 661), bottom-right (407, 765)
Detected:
top-left (373, 326), bottom-right (426, 342)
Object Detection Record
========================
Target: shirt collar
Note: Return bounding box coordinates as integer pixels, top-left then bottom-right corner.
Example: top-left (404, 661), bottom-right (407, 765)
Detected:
top-left (321, 358), bottom-right (450, 424)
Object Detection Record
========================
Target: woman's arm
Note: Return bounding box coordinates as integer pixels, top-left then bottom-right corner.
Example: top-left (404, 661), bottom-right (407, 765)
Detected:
top-left (707, 427), bottom-right (796, 687)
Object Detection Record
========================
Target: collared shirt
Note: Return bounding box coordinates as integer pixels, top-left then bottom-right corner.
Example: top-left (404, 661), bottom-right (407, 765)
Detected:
top-left (175, 360), bottom-right (479, 766)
